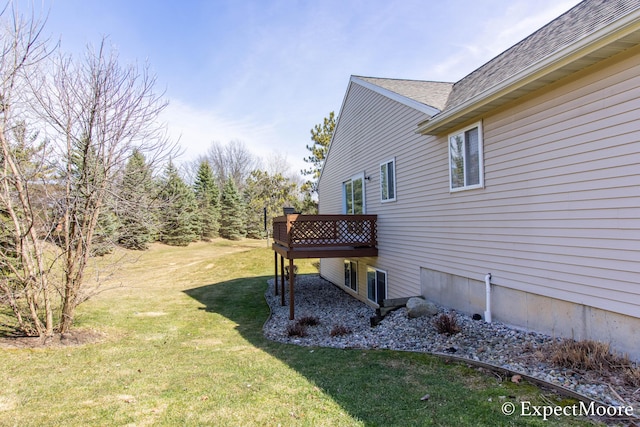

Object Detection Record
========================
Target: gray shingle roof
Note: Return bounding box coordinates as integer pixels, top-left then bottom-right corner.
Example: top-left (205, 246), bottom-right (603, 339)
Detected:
top-left (445, 0), bottom-right (640, 111)
top-left (355, 76), bottom-right (453, 111)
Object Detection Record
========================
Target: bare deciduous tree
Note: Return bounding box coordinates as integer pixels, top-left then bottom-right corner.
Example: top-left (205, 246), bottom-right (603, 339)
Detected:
top-left (206, 140), bottom-right (258, 190)
top-left (0, 5), bottom-right (54, 336)
top-left (30, 38), bottom-right (175, 333)
top-left (0, 8), bottom-right (176, 337)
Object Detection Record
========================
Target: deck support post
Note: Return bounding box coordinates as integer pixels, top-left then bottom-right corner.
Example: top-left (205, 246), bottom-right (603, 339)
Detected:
top-left (280, 255), bottom-right (285, 306)
top-left (289, 258), bottom-right (295, 320)
top-left (274, 251), bottom-right (278, 296)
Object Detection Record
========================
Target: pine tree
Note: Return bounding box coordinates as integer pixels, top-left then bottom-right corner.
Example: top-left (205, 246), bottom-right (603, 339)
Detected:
top-left (301, 111), bottom-right (335, 194)
top-left (219, 178), bottom-right (246, 240)
top-left (158, 162), bottom-right (199, 246)
top-left (92, 209), bottom-right (120, 256)
top-left (116, 150), bottom-right (157, 250)
top-left (193, 161), bottom-right (220, 240)
top-left (62, 135), bottom-right (118, 256)
top-left (299, 192), bottom-right (318, 214)
top-left (243, 169), bottom-right (299, 239)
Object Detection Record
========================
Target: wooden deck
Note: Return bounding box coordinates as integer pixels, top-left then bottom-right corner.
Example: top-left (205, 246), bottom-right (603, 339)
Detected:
top-left (271, 214), bottom-right (378, 319)
top-left (272, 214), bottom-right (378, 259)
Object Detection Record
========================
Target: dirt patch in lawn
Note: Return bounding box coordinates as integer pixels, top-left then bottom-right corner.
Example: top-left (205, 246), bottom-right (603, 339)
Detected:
top-left (0, 328), bottom-right (106, 349)
top-left (134, 311), bottom-right (167, 317)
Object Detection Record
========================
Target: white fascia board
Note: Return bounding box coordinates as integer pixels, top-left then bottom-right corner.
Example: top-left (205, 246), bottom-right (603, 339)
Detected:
top-left (417, 8), bottom-right (640, 135)
top-left (350, 76), bottom-right (441, 116)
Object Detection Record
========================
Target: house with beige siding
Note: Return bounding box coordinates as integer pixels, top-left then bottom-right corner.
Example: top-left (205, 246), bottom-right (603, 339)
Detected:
top-left (316, 0), bottom-right (640, 360)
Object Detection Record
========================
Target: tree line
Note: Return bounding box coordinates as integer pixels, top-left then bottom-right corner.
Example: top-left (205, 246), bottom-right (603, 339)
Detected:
top-left (117, 140), bottom-right (318, 250)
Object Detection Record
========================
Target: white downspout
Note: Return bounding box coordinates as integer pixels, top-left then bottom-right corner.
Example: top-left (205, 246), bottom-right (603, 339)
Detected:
top-left (484, 273), bottom-right (492, 323)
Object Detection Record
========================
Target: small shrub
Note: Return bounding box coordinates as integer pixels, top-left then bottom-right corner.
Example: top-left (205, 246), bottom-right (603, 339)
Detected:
top-left (435, 313), bottom-right (461, 335)
top-left (522, 341), bottom-right (535, 353)
top-left (623, 366), bottom-right (640, 387)
top-left (330, 324), bottom-right (351, 337)
top-left (297, 316), bottom-right (320, 327)
top-left (549, 338), bottom-right (638, 382)
top-left (287, 322), bottom-right (307, 337)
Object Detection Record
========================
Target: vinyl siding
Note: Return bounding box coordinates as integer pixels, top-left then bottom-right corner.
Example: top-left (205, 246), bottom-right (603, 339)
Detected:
top-left (473, 49), bottom-right (640, 317)
top-left (319, 48), bottom-right (640, 318)
top-left (318, 81), bottom-right (432, 299)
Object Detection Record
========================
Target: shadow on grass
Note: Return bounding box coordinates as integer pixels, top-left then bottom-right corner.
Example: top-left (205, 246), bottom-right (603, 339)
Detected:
top-left (183, 274), bottom-right (588, 427)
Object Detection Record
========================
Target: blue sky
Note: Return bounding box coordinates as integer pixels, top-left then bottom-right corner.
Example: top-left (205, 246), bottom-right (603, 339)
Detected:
top-left (36, 0), bottom-right (581, 175)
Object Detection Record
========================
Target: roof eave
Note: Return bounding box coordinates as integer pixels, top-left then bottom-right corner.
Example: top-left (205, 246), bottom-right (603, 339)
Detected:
top-left (351, 76), bottom-right (442, 117)
top-left (416, 9), bottom-right (640, 136)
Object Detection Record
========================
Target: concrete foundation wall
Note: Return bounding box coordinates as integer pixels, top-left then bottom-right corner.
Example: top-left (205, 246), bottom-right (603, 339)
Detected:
top-left (420, 267), bottom-right (640, 361)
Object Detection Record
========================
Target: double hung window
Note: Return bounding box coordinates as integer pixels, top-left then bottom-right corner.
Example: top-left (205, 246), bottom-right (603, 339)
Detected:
top-left (380, 158), bottom-right (396, 202)
top-left (449, 122), bottom-right (484, 191)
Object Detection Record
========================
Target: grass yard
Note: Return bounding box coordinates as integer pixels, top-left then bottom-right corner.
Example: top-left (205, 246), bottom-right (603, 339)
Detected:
top-left (0, 240), bottom-right (600, 426)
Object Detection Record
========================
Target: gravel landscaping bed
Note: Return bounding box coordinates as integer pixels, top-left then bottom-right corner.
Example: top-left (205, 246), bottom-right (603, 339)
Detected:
top-left (263, 274), bottom-right (639, 415)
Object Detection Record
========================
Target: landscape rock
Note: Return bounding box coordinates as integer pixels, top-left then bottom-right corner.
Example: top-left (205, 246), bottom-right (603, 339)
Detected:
top-left (263, 275), bottom-right (640, 411)
top-left (405, 297), bottom-right (438, 318)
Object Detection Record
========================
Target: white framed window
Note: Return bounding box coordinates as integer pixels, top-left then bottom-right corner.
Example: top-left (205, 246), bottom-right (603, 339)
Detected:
top-left (343, 173), bottom-right (365, 214)
top-left (367, 266), bottom-right (387, 304)
top-left (448, 122), bottom-right (484, 191)
top-left (380, 158), bottom-right (396, 202)
top-left (344, 260), bottom-right (357, 291)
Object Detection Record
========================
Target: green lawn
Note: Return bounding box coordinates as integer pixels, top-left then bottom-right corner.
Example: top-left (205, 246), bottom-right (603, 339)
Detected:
top-left (0, 240), bottom-right (600, 426)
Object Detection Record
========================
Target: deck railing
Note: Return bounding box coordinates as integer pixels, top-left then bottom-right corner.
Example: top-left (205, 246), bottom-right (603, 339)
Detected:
top-left (273, 214), bottom-right (377, 249)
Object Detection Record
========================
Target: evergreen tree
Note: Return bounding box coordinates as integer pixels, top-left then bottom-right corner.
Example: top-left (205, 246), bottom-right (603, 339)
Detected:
top-left (158, 162), bottom-right (199, 246)
top-left (0, 121), bottom-right (47, 274)
top-left (219, 178), bottom-right (246, 240)
top-left (92, 209), bottom-right (120, 256)
top-left (301, 111), bottom-right (335, 194)
top-left (117, 150), bottom-right (157, 250)
top-left (243, 169), bottom-right (299, 239)
top-left (193, 161), bottom-right (220, 240)
top-left (299, 192), bottom-right (318, 214)
top-left (58, 135), bottom-right (118, 257)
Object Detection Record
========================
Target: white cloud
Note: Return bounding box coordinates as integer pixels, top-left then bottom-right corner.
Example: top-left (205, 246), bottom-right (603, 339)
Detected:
top-left (160, 99), bottom-right (308, 175)
top-left (161, 99), bottom-right (272, 159)
top-left (432, 0), bottom-right (582, 81)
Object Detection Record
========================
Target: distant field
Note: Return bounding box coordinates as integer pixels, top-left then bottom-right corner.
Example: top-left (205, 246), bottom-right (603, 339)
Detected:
top-left (0, 240), bottom-right (596, 426)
